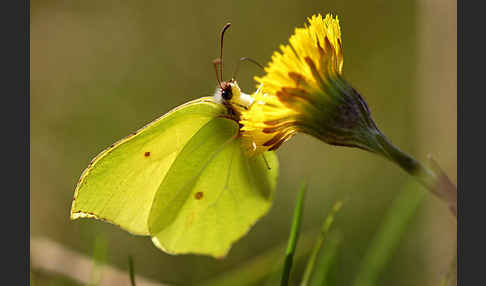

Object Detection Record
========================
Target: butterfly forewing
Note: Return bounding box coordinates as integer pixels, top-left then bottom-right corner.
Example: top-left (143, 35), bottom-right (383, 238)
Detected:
top-left (70, 97), bottom-right (225, 235)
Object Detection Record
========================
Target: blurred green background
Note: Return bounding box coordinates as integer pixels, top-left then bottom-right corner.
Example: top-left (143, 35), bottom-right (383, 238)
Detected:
top-left (30, 0), bottom-right (457, 285)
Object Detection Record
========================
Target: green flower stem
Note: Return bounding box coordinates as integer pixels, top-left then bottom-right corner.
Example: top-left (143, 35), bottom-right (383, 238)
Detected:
top-left (371, 130), bottom-right (457, 217)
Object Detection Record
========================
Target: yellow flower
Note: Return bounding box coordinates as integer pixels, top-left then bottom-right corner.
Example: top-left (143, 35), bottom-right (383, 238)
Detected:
top-left (240, 84), bottom-right (300, 154)
top-left (255, 13), bottom-right (344, 96)
top-left (241, 13), bottom-right (375, 155)
top-left (240, 13), bottom-right (454, 219)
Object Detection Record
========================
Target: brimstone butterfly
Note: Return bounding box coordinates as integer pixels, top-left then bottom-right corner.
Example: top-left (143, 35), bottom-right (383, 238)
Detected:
top-left (70, 23), bottom-right (278, 258)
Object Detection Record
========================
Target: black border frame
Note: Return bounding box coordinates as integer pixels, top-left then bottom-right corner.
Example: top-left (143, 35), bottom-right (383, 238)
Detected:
top-left (3, 0), bottom-right (30, 284)
top-left (459, 0), bottom-right (486, 285)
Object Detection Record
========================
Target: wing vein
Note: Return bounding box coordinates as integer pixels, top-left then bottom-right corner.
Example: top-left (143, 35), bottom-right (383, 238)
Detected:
top-left (209, 143), bottom-right (238, 208)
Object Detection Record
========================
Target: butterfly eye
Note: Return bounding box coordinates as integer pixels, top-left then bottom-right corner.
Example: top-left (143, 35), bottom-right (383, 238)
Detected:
top-left (222, 88), bottom-right (232, 100)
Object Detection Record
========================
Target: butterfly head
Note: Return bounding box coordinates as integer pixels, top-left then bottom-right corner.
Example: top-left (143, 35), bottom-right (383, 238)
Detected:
top-left (220, 79), bottom-right (240, 101)
top-left (211, 23), bottom-right (254, 118)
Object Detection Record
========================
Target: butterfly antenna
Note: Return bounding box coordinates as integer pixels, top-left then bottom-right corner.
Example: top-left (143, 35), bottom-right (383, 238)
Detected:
top-left (219, 23), bottom-right (231, 83)
top-left (213, 58), bottom-right (222, 88)
top-left (232, 57), bottom-right (265, 79)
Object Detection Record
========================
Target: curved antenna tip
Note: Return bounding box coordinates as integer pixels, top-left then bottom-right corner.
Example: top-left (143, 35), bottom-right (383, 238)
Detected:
top-left (221, 23), bottom-right (231, 36)
top-left (218, 22), bottom-right (232, 84)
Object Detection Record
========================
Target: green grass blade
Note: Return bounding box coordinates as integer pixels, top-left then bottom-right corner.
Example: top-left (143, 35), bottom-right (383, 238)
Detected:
top-left (198, 229), bottom-right (320, 286)
top-left (281, 181), bottom-right (308, 286)
top-left (30, 270), bottom-right (35, 286)
top-left (352, 180), bottom-right (426, 286)
top-left (307, 231), bottom-right (341, 286)
top-left (128, 255), bottom-right (136, 286)
top-left (300, 200), bottom-right (343, 286)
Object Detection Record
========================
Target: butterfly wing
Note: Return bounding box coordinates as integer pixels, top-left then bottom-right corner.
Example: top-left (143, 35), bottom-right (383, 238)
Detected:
top-left (148, 117), bottom-right (278, 258)
top-left (70, 97), bottom-right (226, 235)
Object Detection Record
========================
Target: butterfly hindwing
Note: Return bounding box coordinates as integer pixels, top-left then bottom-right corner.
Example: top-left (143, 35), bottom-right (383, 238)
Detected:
top-left (148, 117), bottom-right (278, 257)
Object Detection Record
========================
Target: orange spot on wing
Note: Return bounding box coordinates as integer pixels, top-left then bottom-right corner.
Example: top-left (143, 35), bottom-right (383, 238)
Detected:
top-left (195, 192), bottom-right (204, 200)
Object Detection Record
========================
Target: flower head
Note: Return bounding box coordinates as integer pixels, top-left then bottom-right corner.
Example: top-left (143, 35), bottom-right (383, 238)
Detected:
top-left (241, 13), bottom-right (381, 155)
top-left (240, 84), bottom-right (299, 154)
top-left (256, 13), bottom-right (344, 95)
top-left (239, 13), bottom-right (455, 220)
